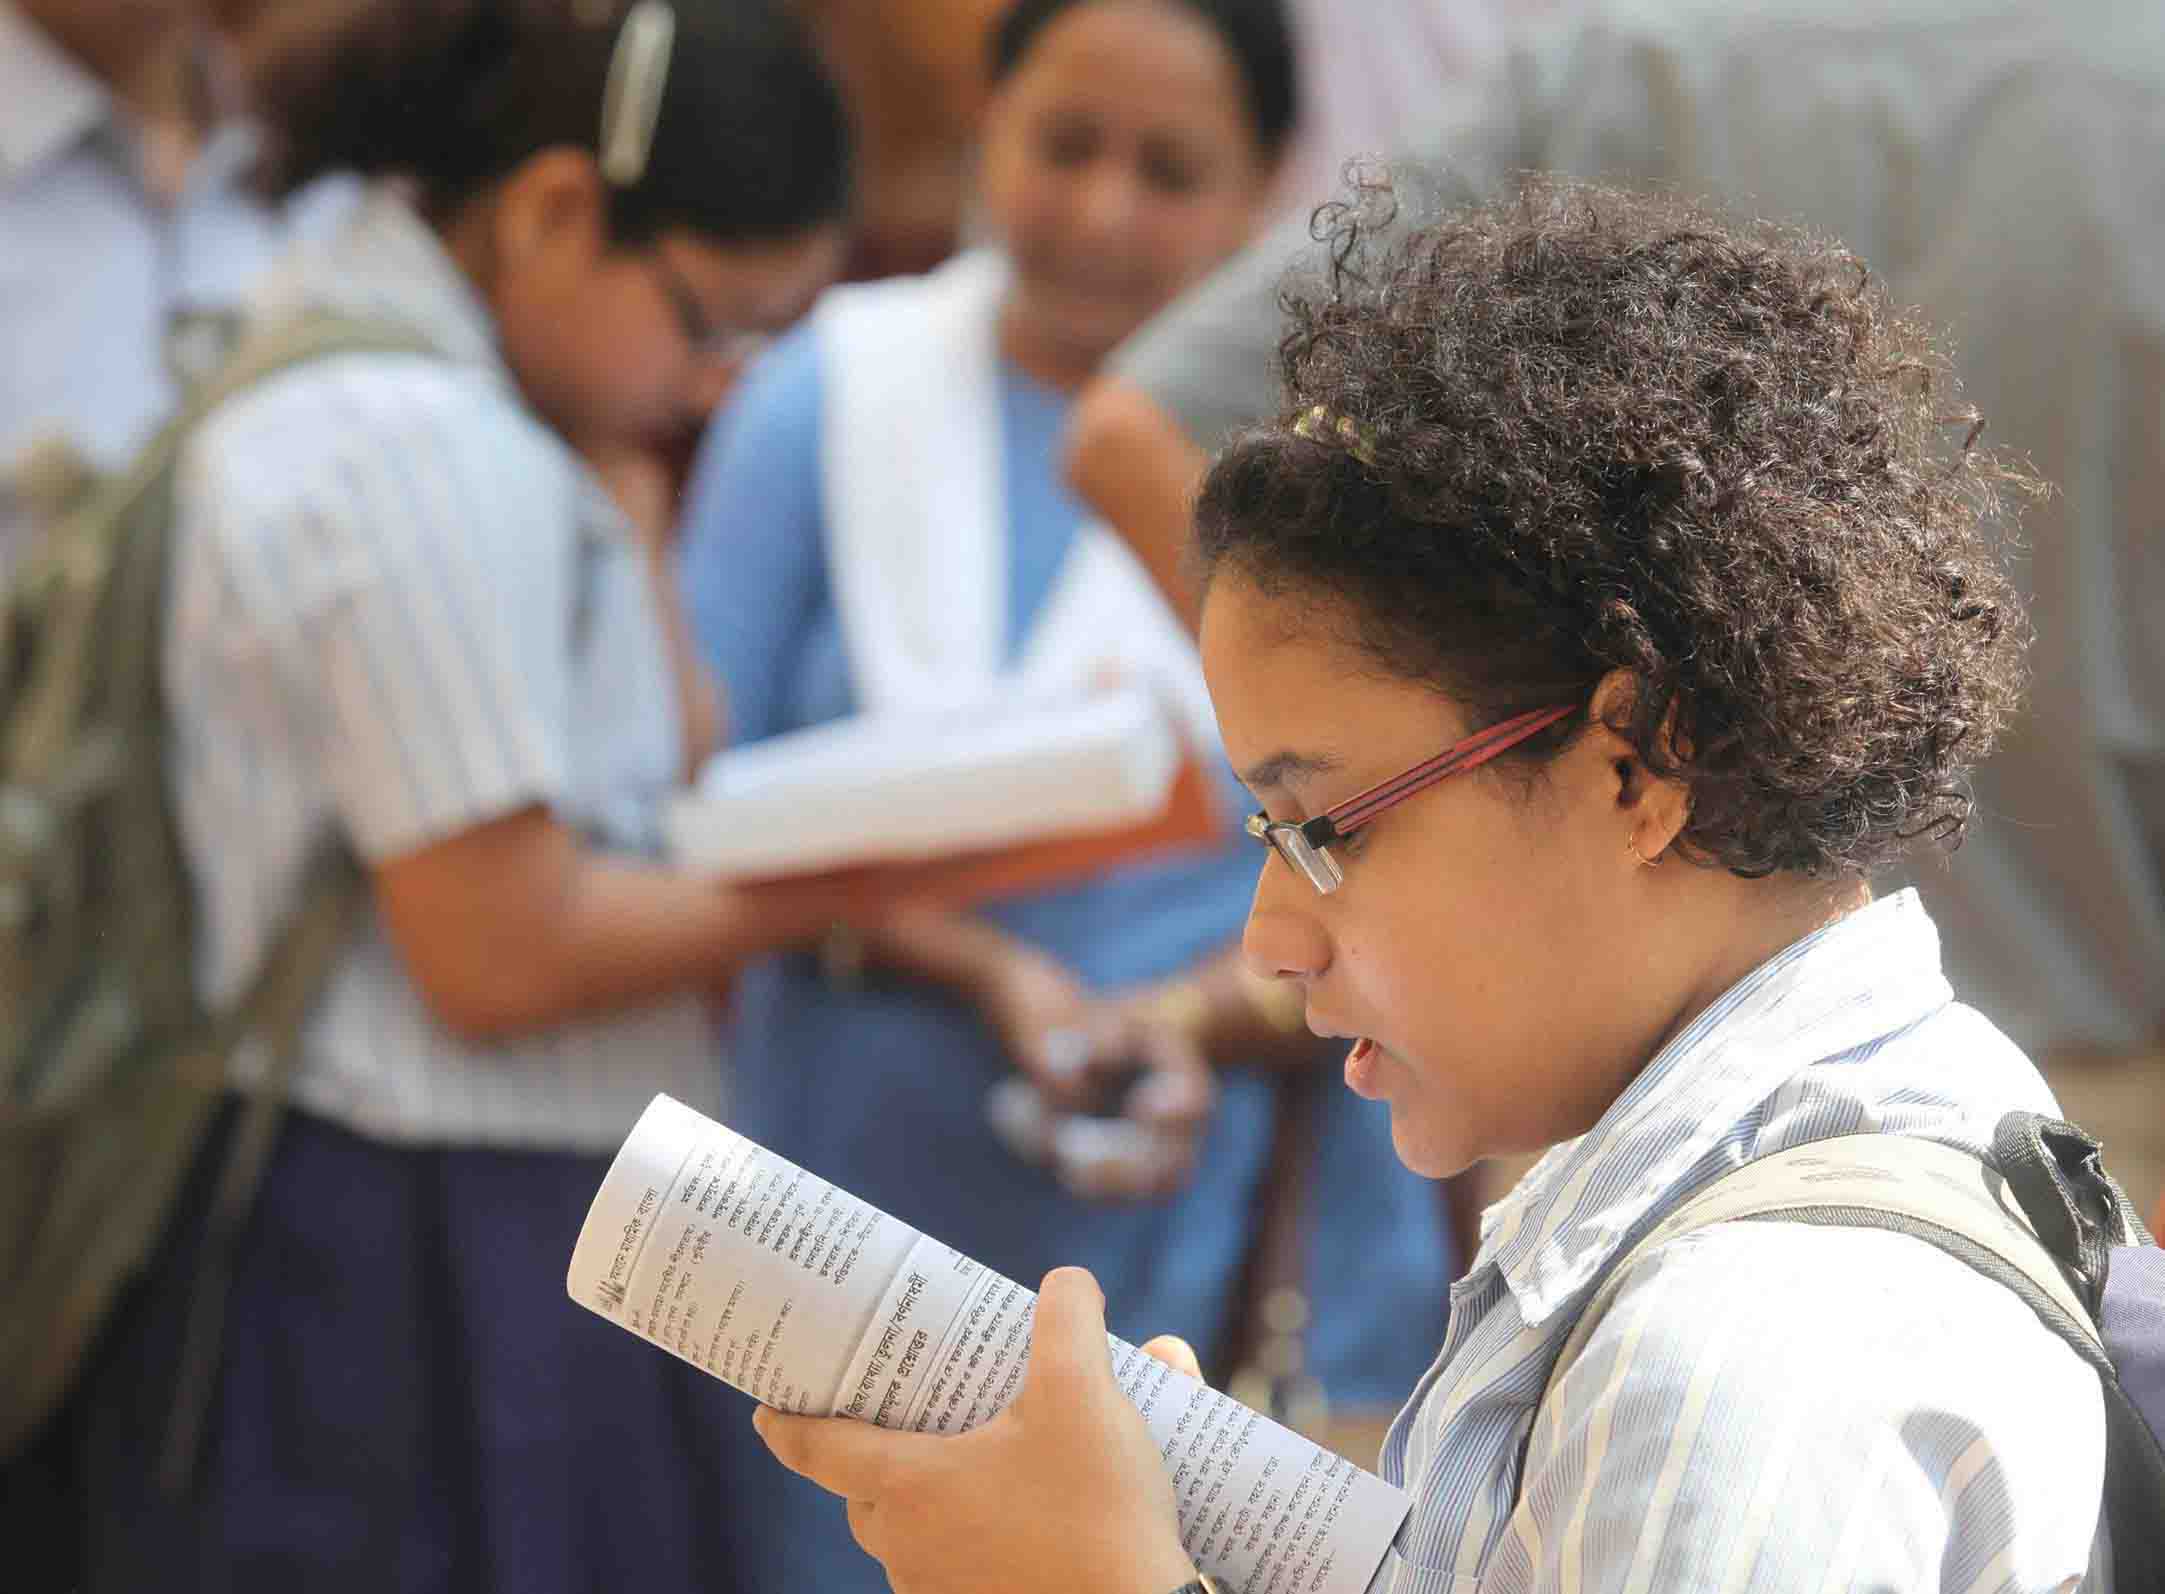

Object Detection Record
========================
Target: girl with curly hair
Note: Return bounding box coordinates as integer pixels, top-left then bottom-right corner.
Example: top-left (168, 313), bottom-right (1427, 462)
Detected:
top-left (753, 179), bottom-right (2113, 1594)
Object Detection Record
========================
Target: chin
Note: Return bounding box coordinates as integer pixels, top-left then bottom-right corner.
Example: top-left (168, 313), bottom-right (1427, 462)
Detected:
top-left (1387, 1113), bottom-right (1474, 1182)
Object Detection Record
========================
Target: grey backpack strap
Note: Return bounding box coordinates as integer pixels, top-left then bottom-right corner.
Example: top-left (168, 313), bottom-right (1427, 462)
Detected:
top-left (1537, 1134), bottom-right (2165, 1591)
top-left (1545, 1135), bottom-right (2101, 1407)
top-left (136, 314), bottom-right (434, 1495)
top-left (157, 843), bottom-right (368, 1495)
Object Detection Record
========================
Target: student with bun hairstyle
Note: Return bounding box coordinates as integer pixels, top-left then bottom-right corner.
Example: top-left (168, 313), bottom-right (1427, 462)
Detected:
top-left (69, 4), bottom-right (866, 1589)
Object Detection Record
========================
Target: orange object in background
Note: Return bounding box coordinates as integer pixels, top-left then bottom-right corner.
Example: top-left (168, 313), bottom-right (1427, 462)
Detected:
top-left (795, 0), bottom-right (1010, 281)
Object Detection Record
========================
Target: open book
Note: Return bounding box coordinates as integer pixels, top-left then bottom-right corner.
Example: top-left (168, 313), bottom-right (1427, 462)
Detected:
top-left (568, 1096), bottom-right (1413, 1594)
top-left (664, 686), bottom-right (1188, 878)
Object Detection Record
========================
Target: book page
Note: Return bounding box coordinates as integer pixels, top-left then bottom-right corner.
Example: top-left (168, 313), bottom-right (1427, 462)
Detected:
top-left (567, 1096), bottom-right (1412, 1594)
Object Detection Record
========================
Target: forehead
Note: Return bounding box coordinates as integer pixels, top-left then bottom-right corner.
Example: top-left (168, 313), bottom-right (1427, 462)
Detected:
top-left (1001, 1), bottom-right (1251, 132)
top-left (1199, 571), bottom-right (1469, 774)
top-left (658, 227), bottom-right (843, 330)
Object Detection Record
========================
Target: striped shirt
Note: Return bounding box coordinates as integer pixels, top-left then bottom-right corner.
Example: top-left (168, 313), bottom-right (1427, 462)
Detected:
top-left (165, 186), bottom-right (716, 1150)
top-left (1371, 889), bottom-right (2108, 1592)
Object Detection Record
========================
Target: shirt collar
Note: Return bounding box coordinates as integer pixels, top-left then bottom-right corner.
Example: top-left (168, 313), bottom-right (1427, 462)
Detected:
top-left (254, 182), bottom-right (508, 378)
top-left (0, 2), bottom-right (112, 184)
top-left (1474, 887), bottom-right (1953, 1328)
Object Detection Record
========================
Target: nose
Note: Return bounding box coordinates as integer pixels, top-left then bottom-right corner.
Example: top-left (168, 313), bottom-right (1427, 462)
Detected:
top-left (1240, 855), bottom-right (1332, 990)
top-left (1073, 161), bottom-right (1143, 244)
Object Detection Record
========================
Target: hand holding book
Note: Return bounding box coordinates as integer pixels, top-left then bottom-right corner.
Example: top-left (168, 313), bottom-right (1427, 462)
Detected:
top-left (754, 1268), bottom-right (1205, 1594)
top-left (566, 1097), bottom-right (1412, 1594)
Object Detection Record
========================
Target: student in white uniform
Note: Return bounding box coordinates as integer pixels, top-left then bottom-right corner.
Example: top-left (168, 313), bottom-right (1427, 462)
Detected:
top-left (67, 4), bottom-right (875, 1590)
top-left (752, 181), bottom-right (2111, 1593)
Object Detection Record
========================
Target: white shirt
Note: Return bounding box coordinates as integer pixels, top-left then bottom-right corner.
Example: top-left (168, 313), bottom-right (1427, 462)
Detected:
top-left (1371, 890), bottom-right (2106, 1592)
top-left (166, 187), bottom-right (717, 1150)
top-left (0, 1), bottom-right (352, 571)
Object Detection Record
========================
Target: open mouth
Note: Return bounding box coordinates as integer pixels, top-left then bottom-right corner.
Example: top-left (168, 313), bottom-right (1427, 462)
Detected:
top-left (1344, 1036), bottom-right (1384, 1099)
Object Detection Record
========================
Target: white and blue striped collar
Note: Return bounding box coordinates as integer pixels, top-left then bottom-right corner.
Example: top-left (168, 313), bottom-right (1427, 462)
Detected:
top-left (255, 182), bottom-right (508, 379)
top-left (0, 2), bottom-right (109, 185)
top-left (1472, 887), bottom-right (1953, 1328)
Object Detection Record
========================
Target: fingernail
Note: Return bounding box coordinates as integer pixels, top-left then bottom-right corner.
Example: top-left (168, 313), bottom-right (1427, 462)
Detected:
top-left (752, 1407), bottom-right (770, 1437)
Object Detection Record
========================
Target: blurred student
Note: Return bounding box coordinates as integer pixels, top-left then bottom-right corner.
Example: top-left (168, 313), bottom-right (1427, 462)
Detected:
top-left (0, 0), bottom-right (350, 575)
top-left (65, 3), bottom-right (881, 1589)
top-left (678, 1), bottom-right (1453, 1585)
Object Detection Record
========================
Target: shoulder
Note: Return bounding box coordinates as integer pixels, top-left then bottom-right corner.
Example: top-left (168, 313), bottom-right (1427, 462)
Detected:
top-left (682, 322), bottom-right (831, 541)
top-left (1571, 1216), bottom-right (2099, 1408)
top-left (1529, 1218), bottom-right (2103, 1588)
top-left (713, 320), bottom-right (827, 445)
top-left (192, 348), bottom-right (551, 478)
top-left (179, 352), bottom-right (574, 606)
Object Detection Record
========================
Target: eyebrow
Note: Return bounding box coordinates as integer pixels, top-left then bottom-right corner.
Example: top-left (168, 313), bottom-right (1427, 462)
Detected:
top-left (1238, 748), bottom-right (1345, 793)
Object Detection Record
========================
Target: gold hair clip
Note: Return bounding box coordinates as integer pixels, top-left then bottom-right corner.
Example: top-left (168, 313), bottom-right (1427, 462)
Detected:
top-left (1292, 405), bottom-right (1379, 468)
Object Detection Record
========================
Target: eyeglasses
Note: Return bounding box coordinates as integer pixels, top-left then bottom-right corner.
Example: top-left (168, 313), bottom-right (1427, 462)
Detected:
top-left (1245, 704), bottom-right (1577, 894)
top-left (645, 254), bottom-right (769, 365)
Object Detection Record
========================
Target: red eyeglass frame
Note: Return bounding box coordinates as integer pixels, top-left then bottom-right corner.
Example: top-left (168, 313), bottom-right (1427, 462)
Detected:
top-left (1245, 704), bottom-right (1578, 893)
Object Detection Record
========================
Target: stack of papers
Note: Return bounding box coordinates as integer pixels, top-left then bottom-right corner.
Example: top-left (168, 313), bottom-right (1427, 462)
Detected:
top-left (664, 686), bottom-right (1183, 877)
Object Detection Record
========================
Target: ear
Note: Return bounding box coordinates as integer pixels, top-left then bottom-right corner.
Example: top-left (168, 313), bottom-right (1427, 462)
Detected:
top-left (491, 147), bottom-right (611, 275)
top-left (1585, 669), bottom-right (1691, 862)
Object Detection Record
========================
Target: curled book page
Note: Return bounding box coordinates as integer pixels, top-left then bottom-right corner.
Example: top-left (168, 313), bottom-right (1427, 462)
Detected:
top-left (567, 1095), bottom-right (1412, 1594)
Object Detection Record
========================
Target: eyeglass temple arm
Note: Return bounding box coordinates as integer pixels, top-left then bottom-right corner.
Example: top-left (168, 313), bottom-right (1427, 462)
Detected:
top-left (1303, 704), bottom-right (1578, 844)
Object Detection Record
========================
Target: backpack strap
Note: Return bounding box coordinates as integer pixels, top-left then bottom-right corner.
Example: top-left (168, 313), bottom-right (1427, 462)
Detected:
top-left (108, 312), bottom-right (439, 1495)
top-left (1539, 1128), bottom-right (2164, 1592)
top-left (157, 842), bottom-right (368, 1495)
top-left (1992, 1113), bottom-right (2154, 1309)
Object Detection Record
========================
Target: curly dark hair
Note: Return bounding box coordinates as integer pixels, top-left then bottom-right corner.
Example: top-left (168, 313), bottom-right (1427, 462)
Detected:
top-left (1194, 176), bottom-right (2038, 879)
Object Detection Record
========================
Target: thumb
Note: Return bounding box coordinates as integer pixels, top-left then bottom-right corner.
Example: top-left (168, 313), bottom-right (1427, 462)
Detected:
top-left (1139, 1333), bottom-right (1202, 1382)
top-left (1025, 1267), bottom-right (1114, 1394)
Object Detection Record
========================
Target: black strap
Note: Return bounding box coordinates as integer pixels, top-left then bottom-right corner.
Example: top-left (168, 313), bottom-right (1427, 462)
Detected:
top-left (1991, 1114), bottom-right (2150, 1312)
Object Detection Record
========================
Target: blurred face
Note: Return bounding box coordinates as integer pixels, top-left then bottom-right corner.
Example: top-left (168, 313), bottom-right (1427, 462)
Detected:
top-left (479, 152), bottom-right (844, 446)
top-left (978, 0), bottom-right (1275, 377)
top-left (1199, 571), bottom-right (1673, 1179)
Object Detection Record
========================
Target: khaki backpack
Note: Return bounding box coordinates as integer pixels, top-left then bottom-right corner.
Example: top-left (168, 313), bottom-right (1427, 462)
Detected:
top-left (0, 315), bottom-right (435, 1486)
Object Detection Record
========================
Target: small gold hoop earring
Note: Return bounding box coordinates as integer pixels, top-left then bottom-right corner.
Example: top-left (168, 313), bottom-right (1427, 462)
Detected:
top-left (1628, 834), bottom-right (1662, 868)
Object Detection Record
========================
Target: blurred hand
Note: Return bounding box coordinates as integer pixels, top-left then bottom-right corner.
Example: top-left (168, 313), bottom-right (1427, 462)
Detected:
top-left (977, 947), bottom-right (1096, 1105)
top-left (579, 440), bottom-right (678, 552)
top-left (978, 964), bottom-right (1215, 1202)
top-left (755, 1268), bottom-right (1199, 1594)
